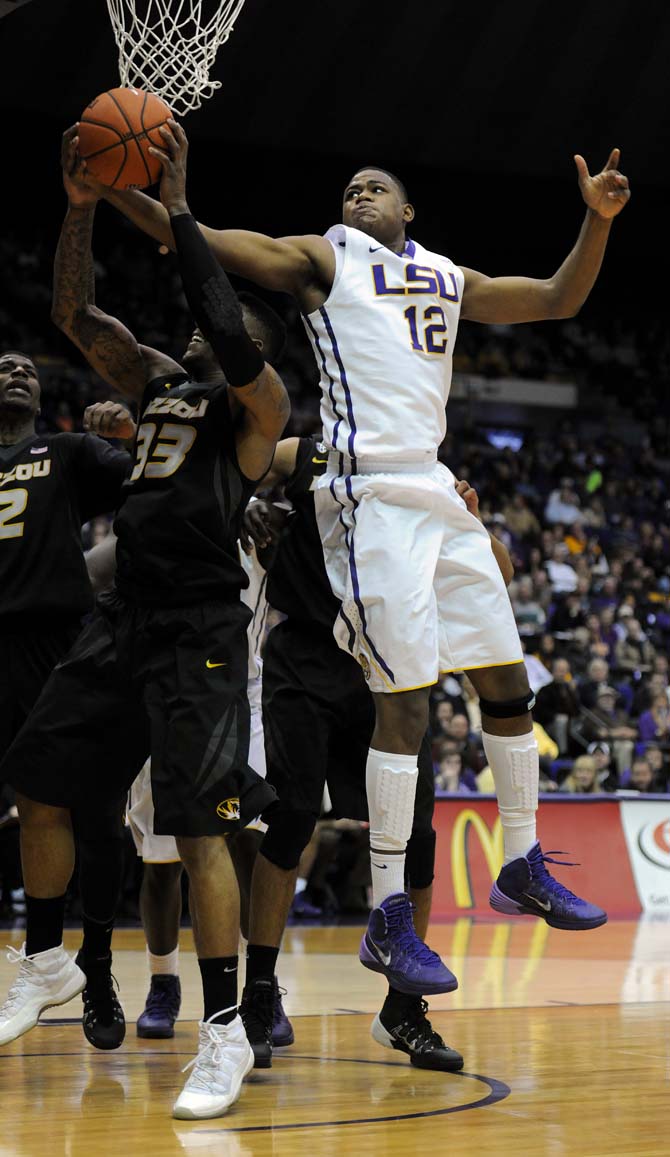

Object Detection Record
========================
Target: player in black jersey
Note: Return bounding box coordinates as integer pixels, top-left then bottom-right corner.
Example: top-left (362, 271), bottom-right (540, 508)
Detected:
top-left (0, 351), bottom-right (133, 1051)
top-left (240, 437), bottom-right (513, 1072)
top-left (0, 124), bottom-right (289, 1122)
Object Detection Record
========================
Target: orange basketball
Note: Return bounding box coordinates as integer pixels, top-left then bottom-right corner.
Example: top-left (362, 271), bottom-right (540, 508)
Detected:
top-left (77, 87), bottom-right (173, 190)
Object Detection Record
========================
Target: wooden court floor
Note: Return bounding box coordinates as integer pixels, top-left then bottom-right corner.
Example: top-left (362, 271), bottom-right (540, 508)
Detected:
top-left (0, 919), bottom-right (668, 1156)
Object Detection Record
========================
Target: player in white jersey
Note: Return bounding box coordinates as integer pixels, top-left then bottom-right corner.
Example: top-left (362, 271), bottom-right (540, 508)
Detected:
top-left (104, 123), bottom-right (630, 992)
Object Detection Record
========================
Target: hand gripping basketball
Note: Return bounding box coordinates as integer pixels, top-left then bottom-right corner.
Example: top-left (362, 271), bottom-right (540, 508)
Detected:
top-left (147, 119), bottom-right (190, 215)
top-left (61, 126), bottom-right (102, 208)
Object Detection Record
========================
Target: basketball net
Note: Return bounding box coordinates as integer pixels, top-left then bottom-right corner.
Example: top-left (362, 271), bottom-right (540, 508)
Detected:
top-left (105, 0), bottom-right (247, 116)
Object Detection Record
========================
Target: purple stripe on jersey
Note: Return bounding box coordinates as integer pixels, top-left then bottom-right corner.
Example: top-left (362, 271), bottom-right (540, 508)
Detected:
top-left (343, 474), bottom-right (395, 684)
top-left (404, 238), bottom-right (416, 259)
top-left (303, 311), bottom-right (344, 452)
top-left (328, 476), bottom-right (358, 653)
top-left (319, 307), bottom-right (357, 467)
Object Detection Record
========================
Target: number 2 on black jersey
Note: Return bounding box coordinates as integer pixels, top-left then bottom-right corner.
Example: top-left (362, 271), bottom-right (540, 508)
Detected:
top-left (0, 489), bottom-right (28, 539)
top-left (130, 422), bottom-right (197, 483)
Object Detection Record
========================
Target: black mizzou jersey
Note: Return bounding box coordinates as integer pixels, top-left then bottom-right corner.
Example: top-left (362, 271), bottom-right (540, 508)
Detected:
top-left (114, 373), bottom-right (255, 606)
top-left (0, 432), bottom-right (129, 629)
top-left (266, 436), bottom-right (340, 630)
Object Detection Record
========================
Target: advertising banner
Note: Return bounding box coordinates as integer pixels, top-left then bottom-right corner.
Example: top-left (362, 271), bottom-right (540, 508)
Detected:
top-left (432, 796), bottom-right (641, 919)
top-left (619, 800), bottom-right (670, 913)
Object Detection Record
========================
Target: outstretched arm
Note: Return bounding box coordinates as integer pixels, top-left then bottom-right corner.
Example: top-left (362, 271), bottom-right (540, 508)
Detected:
top-left (103, 184), bottom-right (331, 297)
top-left (150, 121), bottom-right (290, 480)
top-left (52, 129), bottom-right (182, 400)
top-left (460, 148), bottom-right (631, 324)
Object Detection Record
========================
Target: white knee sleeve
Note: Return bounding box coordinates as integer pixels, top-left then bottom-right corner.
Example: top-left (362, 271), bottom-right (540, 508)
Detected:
top-left (366, 748), bottom-right (418, 852)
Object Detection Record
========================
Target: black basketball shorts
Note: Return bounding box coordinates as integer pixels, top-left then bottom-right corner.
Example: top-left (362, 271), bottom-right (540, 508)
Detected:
top-left (0, 594), bottom-right (276, 838)
top-left (261, 619), bottom-right (434, 831)
top-left (0, 626), bottom-right (80, 762)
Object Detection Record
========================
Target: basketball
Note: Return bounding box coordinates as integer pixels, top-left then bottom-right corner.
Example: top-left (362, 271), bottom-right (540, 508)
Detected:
top-left (77, 87), bottom-right (172, 190)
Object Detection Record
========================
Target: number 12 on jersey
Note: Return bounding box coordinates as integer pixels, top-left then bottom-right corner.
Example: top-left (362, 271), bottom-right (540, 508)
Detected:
top-left (403, 304), bottom-right (448, 355)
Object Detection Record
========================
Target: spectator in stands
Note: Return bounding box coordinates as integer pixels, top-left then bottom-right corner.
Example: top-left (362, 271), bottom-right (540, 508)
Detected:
top-left (643, 745), bottom-right (669, 792)
top-left (561, 755), bottom-right (599, 794)
top-left (502, 493), bottom-right (541, 541)
top-left (434, 751), bottom-right (477, 795)
top-left (445, 714), bottom-right (485, 774)
top-left (585, 613), bottom-right (611, 660)
top-left (627, 756), bottom-right (659, 794)
top-left (615, 617), bottom-right (656, 676)
top-left (549, 591), bottom-right (586, 635)
top-left (546, 543), bottom-right (578, 594)
top-left (579, 657), bottom-right (611, 709)
top-left (631, 672), bottom-right (669, 717)
top-left (533, 657), bottom-right (582, 753)
top-left (545, 478), bottom-right (582, 525)
top-left (638, 694), bottom-right (670, 745)
top-left (511, 575), bottom-right (547, 637)
top-left (586, 741), bottom-right (619, 791)
top-left (581, 685), bottom-right (637, 775)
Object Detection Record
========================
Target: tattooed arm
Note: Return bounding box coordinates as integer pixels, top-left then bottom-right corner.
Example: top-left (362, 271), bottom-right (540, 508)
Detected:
top-left (51, 202), bottom-right (181, 401)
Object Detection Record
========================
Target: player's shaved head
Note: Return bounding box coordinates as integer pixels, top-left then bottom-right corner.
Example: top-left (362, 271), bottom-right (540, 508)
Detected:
top-left (239, 293), bottom-right (287, 365)
top-left (348, 167), bottom-right (410, 204)
top-left (0, 350), bottom-right (37, 372)
top-left (342, 168), bottom-right (415, 251)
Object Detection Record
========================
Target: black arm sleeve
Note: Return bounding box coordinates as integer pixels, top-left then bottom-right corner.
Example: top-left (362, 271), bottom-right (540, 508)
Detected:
top-left (170, 212), bottom-right (265, 388)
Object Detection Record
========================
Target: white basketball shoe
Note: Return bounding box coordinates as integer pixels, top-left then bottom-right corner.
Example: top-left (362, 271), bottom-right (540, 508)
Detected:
top-left (173, 1010), bottom-right (254, 1120)
top-left (0, 943), bottom-right (86, 1046)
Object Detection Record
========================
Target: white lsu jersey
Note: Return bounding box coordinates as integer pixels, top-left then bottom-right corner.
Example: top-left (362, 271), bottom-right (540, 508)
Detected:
top-left (302, 224), bottom-right (465, 463)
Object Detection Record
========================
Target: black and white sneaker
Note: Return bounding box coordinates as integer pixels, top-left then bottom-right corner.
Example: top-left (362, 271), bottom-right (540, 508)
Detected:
top-left (75, 951), bottom-right (126, 1051)
top-left (239, 978), bottom-right (274, 1068)
top-left (372, 997), bottom-right (463, 1072)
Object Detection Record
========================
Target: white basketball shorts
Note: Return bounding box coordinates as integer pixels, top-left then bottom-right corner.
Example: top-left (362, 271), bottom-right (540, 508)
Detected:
top-left (127, 674), bottom-right (268, 862)
top-left (314, 456), bottom-right (523, 694)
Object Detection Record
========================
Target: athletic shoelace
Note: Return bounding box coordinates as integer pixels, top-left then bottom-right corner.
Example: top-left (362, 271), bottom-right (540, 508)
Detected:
top-left (385, 901), bottom-right (442, 966)
top-left (144, 978), bottom-right (180, 1019)
top-left (181, 1009), bottom-right (239, 1089)
top-left (241, 982), bottom-right (274, 1038)
top-left (393, 999), bottom-right (444, 1050)
top-left (272, 983), bottom-right (289, 1027)
top-left (528, 846), bottom-right (583, 905)
top-left (1, 946), bottom-right (35, 1015)
top-left (82, 969), bottom-right (122, 1026)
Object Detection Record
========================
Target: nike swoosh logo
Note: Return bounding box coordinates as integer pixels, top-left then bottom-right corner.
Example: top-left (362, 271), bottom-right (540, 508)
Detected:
top-left (223, 965), bottom-right (237, 972)
top-left (377, 864), bottom-right (388, 870)
top-left (312, 456), bottom-right (328, 464)
top-left (523, 892), bottom-right (551, 912)
top-left (369, 245), bottom-right (384, 252)
top-left (206, 660), bottom-right (227, 669)
top-left (375, 945), bottom-right (392, 966)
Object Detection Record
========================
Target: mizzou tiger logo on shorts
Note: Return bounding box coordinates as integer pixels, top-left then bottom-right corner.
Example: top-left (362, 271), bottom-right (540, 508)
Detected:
top-left (358, 653), bottom-right (371, 681)
top-left (216, 797), bottom-right (241, 821)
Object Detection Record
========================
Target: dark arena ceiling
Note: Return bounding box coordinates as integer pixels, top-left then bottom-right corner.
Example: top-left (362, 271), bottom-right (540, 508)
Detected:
top-left (1, 0), bottom-right (668, 306)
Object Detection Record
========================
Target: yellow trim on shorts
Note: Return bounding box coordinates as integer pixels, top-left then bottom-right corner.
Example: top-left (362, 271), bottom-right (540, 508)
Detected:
top-left (438, 658), bottom-right (525, 675)
top-left (142, 857), bottom-right (182, 865)
top-left (385, 678), bottom-right (438, 694)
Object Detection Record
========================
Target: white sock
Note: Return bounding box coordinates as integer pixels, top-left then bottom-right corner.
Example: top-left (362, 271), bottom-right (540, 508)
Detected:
top-left (366, 748), bottom-right (418, 907)
top-left (147, 946), bottom-right (179, 977)
top-left (481, 730), bottom-right (539, 863)
top-left (295, 878), bottom-right (307, 895)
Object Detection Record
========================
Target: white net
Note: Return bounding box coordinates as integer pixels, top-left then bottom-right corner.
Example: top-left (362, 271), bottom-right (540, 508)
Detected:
top-left (105, 0), bottom-right (247, 116)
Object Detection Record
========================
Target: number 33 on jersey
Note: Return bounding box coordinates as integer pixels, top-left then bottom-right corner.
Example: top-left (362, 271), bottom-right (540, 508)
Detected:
top-left (302, 224), bottom-right (465, 462)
